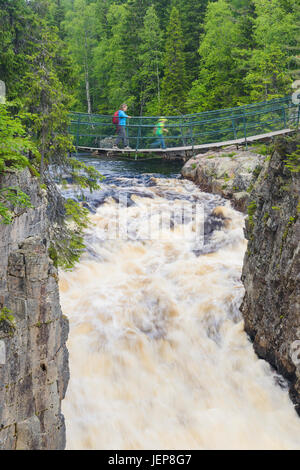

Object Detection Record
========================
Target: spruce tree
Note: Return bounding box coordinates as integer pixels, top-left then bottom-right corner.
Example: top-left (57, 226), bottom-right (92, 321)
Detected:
top-left (187, 0), bottom-right (248, 112)
top-left (93, 3), bottom-right (133, 113)
top-left (287, 1), bottom-right (300, 81)
top-left (175, 0), bottom-right (210, 82)
top-left (138, 5), bottom-right (164, 115)
top-left (47, 0), bottom-right (67, 39)
top-left (152, 0), bottom-right (172, 29)
top-left (245, 0), bottom-right (297, 100)
top-left (160, 6), bottom-right (188, 115)
top-left (63, 0), bottom-right (98, 113)
top-left (0, 0), bottom-right (36, 100)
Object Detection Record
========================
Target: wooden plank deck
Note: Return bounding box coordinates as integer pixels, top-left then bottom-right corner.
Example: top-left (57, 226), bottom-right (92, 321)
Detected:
top-left (76, 128), bottom-right (296, 153)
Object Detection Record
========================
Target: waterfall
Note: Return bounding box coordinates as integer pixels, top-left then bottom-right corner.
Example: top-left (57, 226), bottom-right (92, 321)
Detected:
top-left (59, 159), bottom-right (300, 449)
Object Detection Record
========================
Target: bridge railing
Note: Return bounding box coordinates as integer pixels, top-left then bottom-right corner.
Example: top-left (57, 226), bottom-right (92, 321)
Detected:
top-left (69, 96), bottom-right (299, 150)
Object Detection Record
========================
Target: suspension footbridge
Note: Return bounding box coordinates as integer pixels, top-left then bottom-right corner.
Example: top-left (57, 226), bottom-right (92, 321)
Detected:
top-left (69, 96), bottom-right (299, 154)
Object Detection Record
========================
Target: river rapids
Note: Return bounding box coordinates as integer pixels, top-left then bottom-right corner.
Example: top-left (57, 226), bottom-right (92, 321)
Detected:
top-left (59, 156), bottom-right (300, 450)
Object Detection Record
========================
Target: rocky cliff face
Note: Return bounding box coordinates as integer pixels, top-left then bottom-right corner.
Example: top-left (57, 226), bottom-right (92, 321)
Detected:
top-left (0, 169), bottom-right (69, 450)
top-left (240, 136), bottom-right (300, 413)
top-left (181, 137), bottom-right (300, 414)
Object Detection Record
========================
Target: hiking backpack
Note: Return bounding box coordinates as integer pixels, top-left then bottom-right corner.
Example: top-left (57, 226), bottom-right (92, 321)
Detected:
top-left (112, 110), bottom-right (119, 125)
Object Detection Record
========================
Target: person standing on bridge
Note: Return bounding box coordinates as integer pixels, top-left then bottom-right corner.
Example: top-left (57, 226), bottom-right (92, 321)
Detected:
top-left (113, 104), bottom-right (132, 149)
top-left (150, 117), bottom-right (168, 149)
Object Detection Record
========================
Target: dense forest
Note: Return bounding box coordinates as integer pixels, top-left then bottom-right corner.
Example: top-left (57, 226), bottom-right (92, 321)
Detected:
top-left (50, 0), bottom-right (300, 115)
top-left (0, 0), bottom-right (299, 265)
top-left (1, 0), bottom-right (300, 117)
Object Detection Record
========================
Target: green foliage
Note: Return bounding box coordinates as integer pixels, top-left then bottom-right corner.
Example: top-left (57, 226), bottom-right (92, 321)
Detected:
top-left (0, 2), bottom-right (102, 271)
top-left (0, 103), bottom-right (37, 224)
top-left (138, 5), bottom-right (164, 115)
top-left (253, 143), bottom-right (274, 156)
top-left (47, 0), bottom-right (67, 38)
top-left (247, 200), bottom-right (257, 230)
top-left (253, 165), bottom-right (263, 177)
top-left (187, 0), bottom-right (250, 112)
top-left (22, 26), bottom-right (75, 177)
top-left (67, 158), bottom-right (103, 191)
top-left (63, 0), bottom-right (98, 113)
top-left (175, 0), bottom-right (210, 81)
top-left (0, 103), bottom-right (39, 173)
top-left (92, 3), bottom-right (132, 113)
top-left (0, 0), bottom-right (36, 100)
top-left (43, 0), bottom-right (299, 114)
top-left (0, 307), bottom-right (16, 334)
top-left (161, 7), bottom-right (188, 115)
top-left (0, 187), bottom-right (33, 224)
top-left (284, 145), bottom-right (300, 173)
top-left (263, 212), bottom-right (269, 221)
top-left (280, 213), bottom-right (297, 254)
top-left (50, 198), bottom-right (91, 270)
top-left (245, 0), bottom-right (297, 100)
top-left (220, 152), bottom-right (237, 158)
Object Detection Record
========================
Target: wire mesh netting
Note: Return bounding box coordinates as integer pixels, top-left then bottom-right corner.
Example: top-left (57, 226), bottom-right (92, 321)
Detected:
top-left (69, 96), bottom-right (299, 151)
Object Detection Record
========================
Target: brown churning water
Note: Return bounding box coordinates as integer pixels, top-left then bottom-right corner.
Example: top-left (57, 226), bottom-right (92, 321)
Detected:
top-left (59, 170), bottom-right (300, 450)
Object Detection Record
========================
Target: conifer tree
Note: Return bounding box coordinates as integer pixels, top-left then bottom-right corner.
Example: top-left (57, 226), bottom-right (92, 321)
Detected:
top-left (175, 0), bottom-right (210, 82)
top-left (23, 19), bottom-right (101, 268)
top-left (187, 0), bottom-right (248, 112)
top-left (138, 5), bottom-right (163, 115)
top-left (245, 0), bottom-right (298, 100)
top-left (63, 0), bottom-right (98, 113)
top-left (160, 6), bottom-right (188, 115)
top-left (150, 0), bottom-right (172, 29)
top-left (287, 1), bottom-right (300, 81)
top-left (47, 0), bottom-right (67, 38)
top-left (93, 3), bottom-right (133, 113)
top-left (0, 0), bottom-right (36, 100)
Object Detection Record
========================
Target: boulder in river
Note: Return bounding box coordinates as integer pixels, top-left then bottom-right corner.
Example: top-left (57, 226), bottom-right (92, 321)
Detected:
top-left (181, 145), bottom-right (266, 212)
